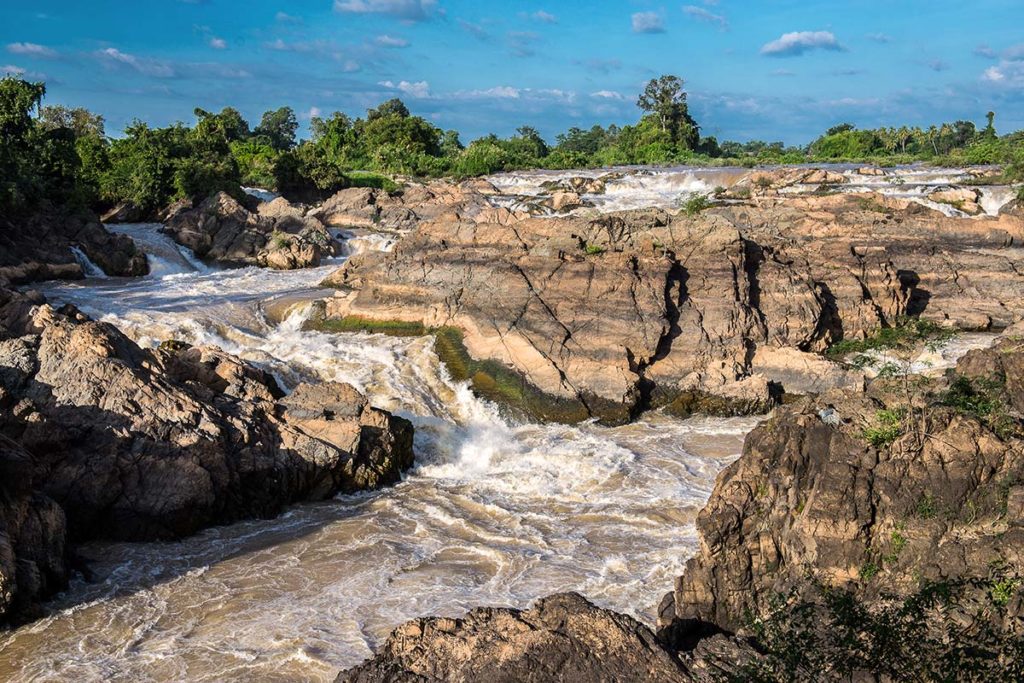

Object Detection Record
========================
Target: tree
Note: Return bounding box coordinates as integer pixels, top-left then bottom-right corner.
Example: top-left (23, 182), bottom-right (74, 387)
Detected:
top-left (826, 123), bottom-right (855, 136)
top-left (38, 105), bottom-right (105, 138)
top-left (254, 106), bottom-right (298, 151)
top-left (367, 98), bottom-right (410, 121)
top-left (636, 75), bottom-right (699, 149)
top-left (984, 111), bottom-right (997, 139)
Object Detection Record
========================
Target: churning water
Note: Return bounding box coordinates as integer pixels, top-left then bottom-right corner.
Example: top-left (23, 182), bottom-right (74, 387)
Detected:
top-left (0, 223), bottom-right (757, 682)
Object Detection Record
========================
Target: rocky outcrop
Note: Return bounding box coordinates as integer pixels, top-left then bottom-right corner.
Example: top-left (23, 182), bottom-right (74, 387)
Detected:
top-left (0, 304), bottom-right (413, 543)
top-left (162, 192), bottom-right (339, 268)
top-left (320, 193), bottom-right (1024, 423)
top-left (312, 181), bottom-right (497, 232)
top-left (0, 295), bottom-right (414, 623)
top-left (0, 434), bottom-right (68, 625)
top-left (660, 336), bottom-right (1024, 635)
top-left (337, 593), bottom-right (752, 683)
top-left (0, 206), bottom-right (147, 283)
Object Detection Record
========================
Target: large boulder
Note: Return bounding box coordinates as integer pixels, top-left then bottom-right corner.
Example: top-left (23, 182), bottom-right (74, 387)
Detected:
top-left (0, 208), bottom-right (147, 282)
top-left (0, 304), bottom-right (414, 544)
top-left (163, 192), bottom-right (337, 268)
top-left (338, 593), bottom-right (699, 683)
top-left (0, 434), bottom-right (68, 625)
top-left (661, 337), bottom-right (1024, 634)
top-left (320, 193), bottom-right (1024, 423)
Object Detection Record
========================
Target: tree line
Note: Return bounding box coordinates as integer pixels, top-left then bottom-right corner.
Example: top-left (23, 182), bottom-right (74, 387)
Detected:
top-left (1, 74), bottom-right (1021, 219)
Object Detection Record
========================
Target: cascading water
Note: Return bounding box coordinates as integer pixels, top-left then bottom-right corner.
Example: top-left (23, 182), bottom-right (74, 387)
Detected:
top-left (0, 222), bottom-right (759, 682)
top-left (69, 246), bottom-right (109, 279)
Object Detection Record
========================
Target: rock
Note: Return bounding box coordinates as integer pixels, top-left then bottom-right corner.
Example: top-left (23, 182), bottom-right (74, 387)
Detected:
top-left (801, 169), bottom-right (848, 185)
top-left (100, 201), bottom-right (145, 223)
top-left (337, 593), bottom-right (693, 683)
top-left (661, 339), bottom-right (1024, 634)
top-left (546, 190), bottom-right (583, 212)
top-left (0, 302), bottom-right (415, 545)
top-left (164, 192), bottom-right (337, 268)
top-left (0, 208), bottom-right (147, 282)
top-left (0, 433), bottom-right (68, 625)
top-left (856, 167), bottom-right (886, 176)
top-left (929, 187), bottom-right (983, 215)
top-left (320, 192), bottom-right (1024, 423)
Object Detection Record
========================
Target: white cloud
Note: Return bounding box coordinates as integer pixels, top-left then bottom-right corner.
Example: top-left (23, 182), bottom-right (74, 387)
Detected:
top-left (375, 34), bottom-right (410, 48)
top-left (275, 11), bottom-right (301, 23)
top-left (974, 44), bottom-right (996, 59)
top-left (343, 59), bottom-right (361, 72)
top-left (334, 0), bottom-right (437, 21)
top-left (508, 31), bottom-right (540, 57)
top-left (379, 79), bottom-right (431, 98)
top-left (980, 44), bottom-right (1024, 88)
top-left (6, 42), bottom-right (58, 58)
top-left (532, 10), bottom-right (556, 23)
top-left (209, 37), bottom-right (227, 49)
top-left (590, 90), bottom-right (625, 100)
top-left (632, 12), bottom-right (665, 34)
top-left (456, 86), bottom-right (521, 99)
top-left (682, 5), bottom-right (726, 29)
top-left (1, 64), bottom-right (25, 75)
top-left (95, 47), bottom-right (176, 77)
top-left (761, 30), bottom-right (843, 57)
top-left (865, 33), bottom-right (891, 44)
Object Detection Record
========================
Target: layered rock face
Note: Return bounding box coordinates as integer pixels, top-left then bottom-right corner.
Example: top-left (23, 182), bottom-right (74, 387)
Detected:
top-left (0, 207), bottom-right (148, 283)
top-left (322, 192), bottom-right (1024, 423)
top-left (0, 295), bottom-right (414, 623)
top-left (661, 335), bottom-right (1024, 634)
top-left (162, 192), bottom-right (340, 268)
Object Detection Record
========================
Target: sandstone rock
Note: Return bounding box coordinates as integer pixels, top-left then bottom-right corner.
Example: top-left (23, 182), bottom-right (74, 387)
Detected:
top-left (0, 303), bottom-right (415, 544)
top-left (338, 593), bottom-right (692, 683)
top-left (0, 433), bottom-right (68, 625)
top-left (321, 192), bottom-right (1024, 422)
top-left (546, 190), bottom-right (583, 212)
top-left (662, 340), bottom-right (1024, 634)
top-left (929, 187), bottom-right (983, 215)
top-left (164, 192), bottom-right (337, 268)
top-left (856, 167), bottom-right (885, 176)
top-left (0, 209), bottom-right (147, 282)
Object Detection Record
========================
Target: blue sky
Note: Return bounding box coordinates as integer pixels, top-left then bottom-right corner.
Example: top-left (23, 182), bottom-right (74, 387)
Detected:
top-left (3, 0), bottom-right (1023, 144)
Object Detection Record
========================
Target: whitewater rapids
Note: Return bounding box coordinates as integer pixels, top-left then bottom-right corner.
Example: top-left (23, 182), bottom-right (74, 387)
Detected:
top-left (0, 223), bottom-right (757, 682)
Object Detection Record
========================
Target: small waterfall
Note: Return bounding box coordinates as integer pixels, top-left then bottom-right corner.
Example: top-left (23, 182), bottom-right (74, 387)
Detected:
top-left (242, 187), bottom-right (280, 203)
top-left (69, 246), bottom-right (109, 279)
top-left (979, 186), bottom-right (1019, 216)
top-left (105, 223), bottom-right (210, 278)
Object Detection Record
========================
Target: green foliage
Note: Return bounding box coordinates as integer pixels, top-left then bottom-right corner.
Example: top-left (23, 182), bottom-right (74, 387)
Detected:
top-left (941, 375), bottom-right (1016, 437)
top-left (254, 106), bottom-right (298, 151)
top-left (862, 408), bottom-right (904, 448)
top-left (827, 317), bottom-right (951, 358)
top-left (682, 193), bottom-right (713, 216)
top-left (313, 316), bottom-right (427, 337)
top-left (584, 244), bottom-right (606, 255)
top-left (916, 492), bottom-right (938, 520)
top-left (859, 559), bottom-right (881, 581)
top-left (737, 577), bottom-right (1024, 682)
top-left (0, 77), bottom-right (102, 213)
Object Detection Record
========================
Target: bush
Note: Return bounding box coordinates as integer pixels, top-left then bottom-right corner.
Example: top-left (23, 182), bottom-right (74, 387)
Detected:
top-left (737, 577), bottom-right (1024, 682)
top-left (862, 408), bottom-right (903, 448)
top-left (682, 193), bottom-right (713, 216)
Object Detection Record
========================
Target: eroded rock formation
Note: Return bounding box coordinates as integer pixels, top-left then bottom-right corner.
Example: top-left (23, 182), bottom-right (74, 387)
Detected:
top-left (162, 191), bottom-right (340, 268)
top-left (0, 207), bottom-right (147, 283)
top-left (0, 291), bottom-right (414, 623)
top-left (320, 192), bottom-right (1024, 423)
top-left (661, 335), bottom-right (1024, 634)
